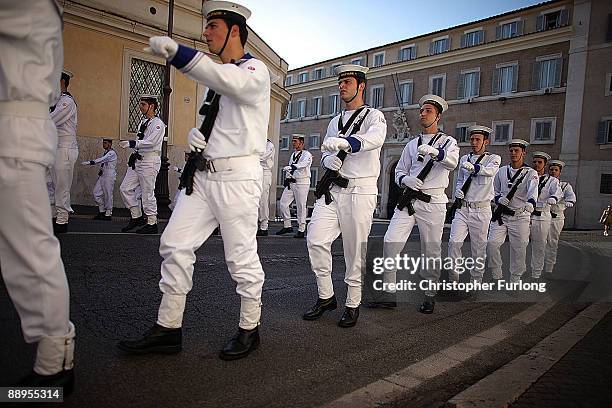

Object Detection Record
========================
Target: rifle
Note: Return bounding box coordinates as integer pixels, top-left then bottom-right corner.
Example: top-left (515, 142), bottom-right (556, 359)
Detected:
top-left (445, 154), bottom-right (488, 223)
top-left (491, 170), bottom-right (528, 226)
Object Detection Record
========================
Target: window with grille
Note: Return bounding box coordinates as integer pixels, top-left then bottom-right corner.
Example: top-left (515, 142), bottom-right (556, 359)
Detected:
top-left (128, 58), bottom-right (165, 133)
top-left (532, 56), bottom-right (562, 90)
top-left (601, 174), bottom-right (612, 194)
top-left (461, 30), bottom-right (484, 48)
top-left (430, 38), bottom-right (449, 55)
top-left (399, 82), bottom-right (413, 106)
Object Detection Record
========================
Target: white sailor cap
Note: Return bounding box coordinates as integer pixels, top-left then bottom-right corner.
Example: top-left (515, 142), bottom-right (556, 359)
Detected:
top-left (335, 64), bottom-right (369, 81)
top-left (419, 94), bottom-right (448, 114)
top-left (61, 69), bottom-right (74, 78)
top-left (548, 159), bottom-right (565, 168)
top-left (291, 134), bottom-right (305, 141)
top-left (203, 1), bottom-right (251, 23)
top-left (467, 125), bottom-right (493, 138)
top-left (532, 151), bottom-right (551, 162)
top-left (508, 139), bottom-right (529, 148)
top-left (139, 94), bottom-right (159, 101)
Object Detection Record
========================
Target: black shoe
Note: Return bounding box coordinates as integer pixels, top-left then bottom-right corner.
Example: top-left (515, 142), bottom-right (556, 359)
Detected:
top-left (364, 301), bottom-right (397, 309)
top-left (121, 216), bottom-right (146, 232)
top-left (136, 223), bottom-right (158, 234)
top-left (338, 306), bottom-right (359, 328)
top-left (93, 212), bottom-right (105, 220)
top-left (293, 231), bottom-right (305, 238)
top-left (256, 229), bottom-right (268, 236)
top-left (219, 327), bottom-right (260, 361)
top-left (53, 223), bottom-right (68, 234)
top-left (419, 296), bottom-right (435, 314)
top-left (16, 369), bottom-right (75, 396)
top-left (275, 227), bottom-right (293, 235)
top-left (117, 323), bottom-right (182, 355)
top-left (303, 296), bottom-right (337, 320)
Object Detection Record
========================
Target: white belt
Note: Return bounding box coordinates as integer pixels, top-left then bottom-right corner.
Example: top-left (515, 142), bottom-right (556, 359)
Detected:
top-left (205, 155), bottom-right (259, 173)
top-left (462, 200), bottom-right (490, 209)
top-left (0, 100), bottom-right (50, 119)
top-left (345, 176), bottom-right (378, 188)
top-left (140, 151), bottom-right (161, 158)
top-left (421, 187), bottom-right (445, 196)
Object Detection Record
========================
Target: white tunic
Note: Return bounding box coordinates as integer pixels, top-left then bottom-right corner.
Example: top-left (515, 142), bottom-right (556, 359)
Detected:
top-left (493, 165), bottom-right (539, 209)
top-left (287, 149), bottom-right (312, 183)
top-left (454, 152), bottom-right (501, 202)
top-left (92, 148), bottom-right (117, 178)
top-left (50, 93), bottom-right (77, 148)
top-left (535, 174), bottom-right (562, 210)
top-left (260, 140), bottom-right (274, 172)
top-left (134, 117), bottom-right (165, 153)
top-left (550, 181), bottom-right (577, 216)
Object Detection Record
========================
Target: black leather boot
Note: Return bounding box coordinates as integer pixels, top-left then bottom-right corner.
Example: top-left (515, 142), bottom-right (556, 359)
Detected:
top-left (338, 306), bottom-right (359, 328)
top-left (219, 327), bottom-right (260, 361)
top-left (121, 216), bottom-right (146, 232)
top-left (53, 222), bottom-right (68, 235)
top-left (293, 231), bottom-right (305, 238)
top-left (17, 369), bottom-right (75, 396)
top-left (419, 295), bottom-right (436, 314)
top-left (136, 223), bottom-right (158, 234)
top-left (117, 323), bottom-right (182, 354)
top-left (93, 212), bottom-right (105, 220)
top-left (275, 227), bottom-right (293, 235)
top-left (256, 229), bottom-right (268, 236)
top-left (302, 296), bottom-right (337, 320)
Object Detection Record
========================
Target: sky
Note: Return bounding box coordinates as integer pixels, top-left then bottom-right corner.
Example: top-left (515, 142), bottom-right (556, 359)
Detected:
top-left (238, 0), bottom-right (546, 69)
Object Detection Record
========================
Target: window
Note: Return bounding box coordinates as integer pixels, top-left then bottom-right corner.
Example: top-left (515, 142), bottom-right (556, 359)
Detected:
top-left (430, 37), bottom-right (450, 55)
top-left (461, 29), bottom-right (484, 48)
top-left (373, 52), bottom-right (385, 67)
top-left (496, 20), bottom-right (523, 40)
top-left (492, 120), bottom-right (514, 145)
top-left (458, 69), bottom-right (480, 99)
top-left (312, 96), bottom-right (322, 116)
top-left (601, 174), bottom-right (612, 194)
top-left (532, 55), bottom-right (562, 90)
top-left (370, 85), bottom-right (384, 108)
top-left (128, 58), bottom-right (166, 133)
top-left (285, 101), bottom-right (292, 119)
top-left (298, 71), bottom-right (309, 83)
top-left (280, 135), bottom-right (290, 150)
top-left (399, 81), bottom-right (413, 106)
top-left (531, 117), bottom-right (557, 144)
top-left (455, 122), bottom-right (476, 144)
top-left (492, 62), bottom-right (518, 94)
top-left (606, 73), bottom-right (612, 96)
top-left (536, 9), bottom-right (570, 31)
top-left (285, 75), bottom-right (293, 86)
top-left (329, 94), bottom-right (340, 115)
top-left (597, 119), bottom-right (612, 144)
top-left (308, 134), bottom-right (320, 150)
top-left (313, 68), bottom-right (325, 80)
top-left (331, 63), bottom-right (343, 75)
top-left (278, 165), bottom-right (287, 186)
top-left (297, 99), bottom-right (306, 118)
top-left (351, 58), bottom-right (364, 66)
top-left (310, 168), bottom-right (319, 189)
top-left (429, 74), bottom-right (446, 97)
top-left (399, 45), bottom-right (416, 61)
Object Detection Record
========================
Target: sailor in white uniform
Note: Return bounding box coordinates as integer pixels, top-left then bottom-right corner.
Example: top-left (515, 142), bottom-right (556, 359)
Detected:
top-left (257, 138), bottom-right (275, 236)
top-left (118, 0), bottom-right (269, 361)
top-left (82, 138), bottom-right (117, 220)
top-left (302, 65), bottom-right (386, 328)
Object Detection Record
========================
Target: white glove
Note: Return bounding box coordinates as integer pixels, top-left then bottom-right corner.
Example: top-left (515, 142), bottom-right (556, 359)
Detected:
top-left (283, 165), bottom-right (292, 172)
top-left (417, 144), bottom-right (439, 158)
top-left (146, 36), bottom-right (179, 60)
top-left (322, 137), bottom-right (350, 152)
top-left (322, 155), bottom-right (342, 171)
top-left (402, 176), bottom-right (423, 190)
top-left (565, 202), bottom-right (574, 208)
top-left (462, 161), bottom-right (475, 173)
top-left (118, 140), bottom-right (130, 149)
top-left (524, 203), bottom-right (535, 213)
top-left (81, 161), bottom-right (90, 166)
top-left (188, 128), bottom-right (207, 151)
top-left (547, 197), bottom-right (557, 205)
top-left (455, 190), bottom-right (464, 200)
top-left (498, 197), bottom-right (511, 206)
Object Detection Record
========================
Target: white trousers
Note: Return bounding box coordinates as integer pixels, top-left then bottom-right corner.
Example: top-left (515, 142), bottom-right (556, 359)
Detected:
top-left (448, 206), bottom-right (491, 281)
top-left (279, 182), bottom-right (309, 232)
top-left (93, 175), bottom-right (115, 215)
top-left (383, 200), bottom-right (446, 297)
top-left (157, 167), bottom-right (265, 330)
top-left (306, 189), bottom-right (376, 308)
top-left (258, 170), bottom-right (272, 230)
top-left (487, 213), bottom-right (531, 281)
top-left (544, 216), bottom-right (564, 273)
top-left (47, 147), bottom-right (78, 224)
top-left (120, 157), bottom-right (160, 222)
top-left (0, 157), bottom-right (74, 374)
top-left (530, 213), bottom-right (552, 277)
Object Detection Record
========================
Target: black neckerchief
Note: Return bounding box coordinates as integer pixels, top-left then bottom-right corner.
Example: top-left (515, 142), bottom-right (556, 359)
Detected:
top-left (291, 150), bottom-right (303, 164)
top-left (338, 106), bottom-right (368, 135)
top-left (137, 117), bottom-right (154, 140)
top-left (417, 132), bottom-right (443, 149)
top-left (468, 152), bottom-right (488, 164)
top-left (506, 165), bottom-right (528, 189)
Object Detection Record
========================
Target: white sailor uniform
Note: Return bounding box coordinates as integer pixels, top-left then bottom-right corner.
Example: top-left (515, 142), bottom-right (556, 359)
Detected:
top-left (544, 180), bottom-right (576, 274)
top-left (91, 148), bottom-right (117, 216)
top-left (258, 139), bottom-right (275, 231)
top-left (279, 149), bottom-right (313, 232)
top-left (529, 174), bottom-right (562, 278)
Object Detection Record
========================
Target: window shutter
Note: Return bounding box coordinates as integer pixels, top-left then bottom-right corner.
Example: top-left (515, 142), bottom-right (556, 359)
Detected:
top-left (531, 61), bottom-right (542, 90)
top-left (536, 15), bottom-right (545, 32)
top-left (512, 65), bottom-right (519, 92)
top-left (456, 126), bottom-right (463, 143)
top-left (461, 33), bottom-right (467, 48)
top-left (407, 83), bottom-right (413, 104)
top-left (474, 71), bottom-right (481, 96)
top-left (554, 57), bottom-right (563, 87)
top-left (597, 121), bottom-right (608, 144)
top-left (492, 68), bottom-right (500, 95)
top-left (398, 49), bottom-right (403, 61)
top-left (478, 29), bottom-right (484, 45)
top-left (429, 42), bottom-right (434, 55)
top-left (446, 37), bottom-right (451, 52)
top-left (517, 20), bottom-right (524, 35)
top-left (560, 9), bottom-right (570, 26)
top-left (496, 25), bottom-right (502, 40)
top-left (457, 73), bottom-right (465, 99)
top-left (413, 45), bottom-right (417, 59)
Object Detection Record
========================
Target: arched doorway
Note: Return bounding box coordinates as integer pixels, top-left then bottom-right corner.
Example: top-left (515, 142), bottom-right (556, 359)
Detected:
top-left (386, 161), bottom-right (400, 219)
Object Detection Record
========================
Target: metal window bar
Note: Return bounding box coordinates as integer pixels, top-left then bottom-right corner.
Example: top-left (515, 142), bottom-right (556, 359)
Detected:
top-left (128, 58), bottom-right (166, 133)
